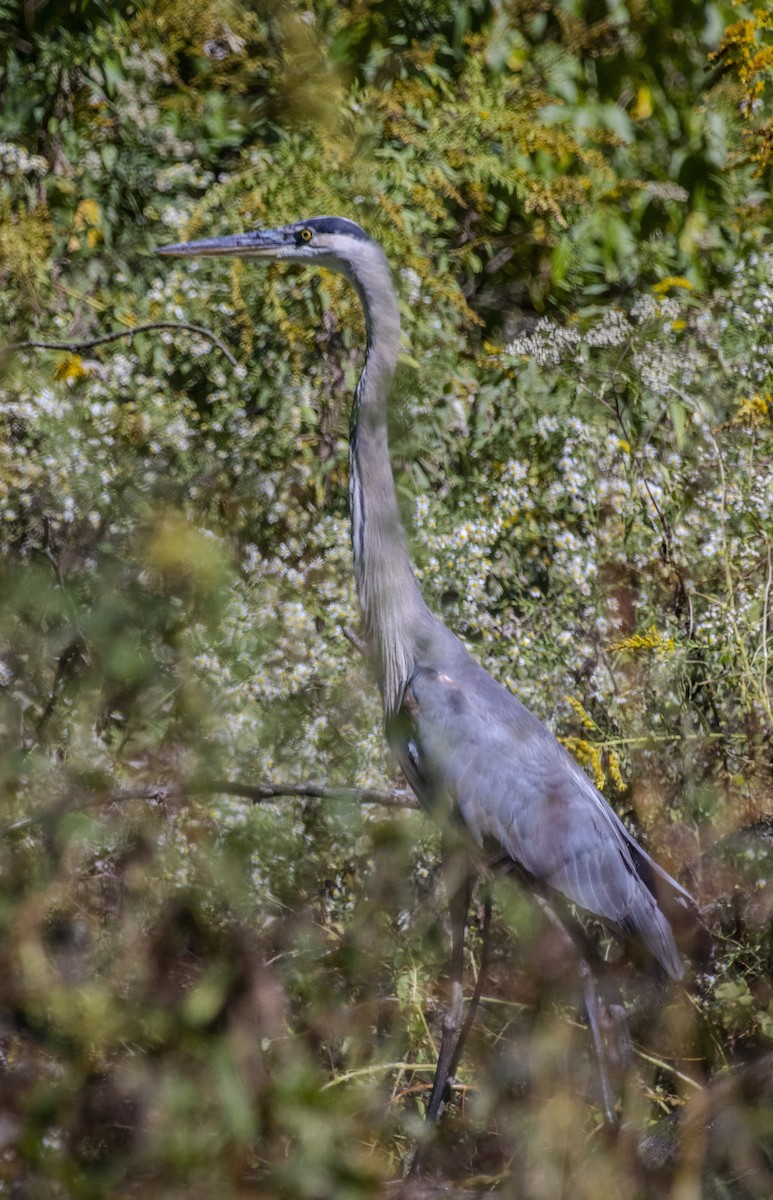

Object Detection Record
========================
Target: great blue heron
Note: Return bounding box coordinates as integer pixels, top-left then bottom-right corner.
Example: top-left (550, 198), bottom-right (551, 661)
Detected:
top-left (159, 216), bottom-right (701, 1132)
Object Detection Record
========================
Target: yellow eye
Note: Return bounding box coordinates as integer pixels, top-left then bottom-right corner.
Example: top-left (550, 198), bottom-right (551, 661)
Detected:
top-left (300, 227), bottom-right (313, 242)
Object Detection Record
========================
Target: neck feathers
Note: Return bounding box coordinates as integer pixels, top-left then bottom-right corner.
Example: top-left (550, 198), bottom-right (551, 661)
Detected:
top-left (346, 243), bottom-right (428, 716)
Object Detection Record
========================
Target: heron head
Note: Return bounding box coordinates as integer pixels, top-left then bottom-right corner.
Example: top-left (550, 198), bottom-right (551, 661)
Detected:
top-left (158, 216), bottom-right (373, 280)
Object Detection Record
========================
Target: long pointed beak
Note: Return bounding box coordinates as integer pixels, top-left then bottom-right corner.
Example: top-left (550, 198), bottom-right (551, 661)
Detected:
top-left (157, 230), bottom-right (286, 258)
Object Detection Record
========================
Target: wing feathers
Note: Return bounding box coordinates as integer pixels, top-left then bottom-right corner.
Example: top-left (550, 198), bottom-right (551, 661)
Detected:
top-left (400, 663), bottom-right (687, 979)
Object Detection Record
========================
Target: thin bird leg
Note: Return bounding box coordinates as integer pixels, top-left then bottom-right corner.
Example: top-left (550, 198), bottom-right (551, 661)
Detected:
top-left (578, 955), bottom-right (618, 1129)
top-left (424, 856), bottom-right (476, 1125)
top-left (406, 859), bottom-right (479, 1180)
top-left (446, 886), bottom-right (493, 1083)
top-left (536, 897), bottom-right (619, 1130)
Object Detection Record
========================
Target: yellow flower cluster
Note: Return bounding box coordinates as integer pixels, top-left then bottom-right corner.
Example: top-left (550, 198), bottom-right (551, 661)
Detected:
top-left (562, 699), bottom-right (627, 793)
top-left (710, 11), bottom-right (773, 106)
top-left (560, 735), bottom-right (606, 791)
top-left (709, 9), bottom-right (773, 171)
top-left (734, 393), bottom-right (770, 428)
top-left (565, 693), bottom-right (599, 732)
top-left (610, 624), bottom-right (675, 657)
top-left (607, 750), bottom-right (626, 792)
top-left (67, 197), bottom-right (102, 252)
top-left (652, 276), bottom-right (694, 295)
top-left (53, 353), bottom-right (90, 383)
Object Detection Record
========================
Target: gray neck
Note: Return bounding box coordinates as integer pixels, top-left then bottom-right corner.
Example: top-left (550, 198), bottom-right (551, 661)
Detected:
top-left (346, 244), bottom-right (428, 716)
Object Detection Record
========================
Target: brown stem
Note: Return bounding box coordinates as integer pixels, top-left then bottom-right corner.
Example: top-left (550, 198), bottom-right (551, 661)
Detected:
top-left (10, 322), bottom-right (238, 367)
top-left (0, 778), bottom-right (418, 837)
top-left (342, 625), bottom-right (369, 658)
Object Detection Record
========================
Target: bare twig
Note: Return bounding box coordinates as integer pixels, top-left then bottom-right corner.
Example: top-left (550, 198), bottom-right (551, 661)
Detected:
top-left (760, 540), bottom-right (773, 720)
top-left (204, 778), bottom-right (416, 809)
top-left (9, 321), bottom-right (238, 367)
top-left (342, 625), bottom-right (369, 658)
top-left (0, 777), bottom-right (418, 837)
top-left (28, 634), bottom-right (88, 751)
top-left (630, 1044), bottom-right (702, 1092)
top-left (0, 786), bottom-right (170, 836)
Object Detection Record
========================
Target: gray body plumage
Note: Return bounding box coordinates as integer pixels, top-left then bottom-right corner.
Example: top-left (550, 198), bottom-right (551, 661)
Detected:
top-left (159, 214), bottom-right (693, 982)
top-left (392, 622), bottom-right (688, 978)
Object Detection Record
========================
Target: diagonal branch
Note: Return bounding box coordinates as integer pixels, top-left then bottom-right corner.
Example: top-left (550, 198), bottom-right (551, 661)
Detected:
top-left (10, 322), bottom-right (238, 367)
top-left (342, 625), bottom-right (369, 658)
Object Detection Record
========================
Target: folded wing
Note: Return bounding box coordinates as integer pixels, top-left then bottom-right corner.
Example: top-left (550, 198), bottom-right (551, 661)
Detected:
top-left (392, 661), bottom-right (687, 980)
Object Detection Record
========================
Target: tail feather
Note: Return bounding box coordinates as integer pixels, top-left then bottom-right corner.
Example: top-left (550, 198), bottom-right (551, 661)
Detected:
top-left (627, 843), bottom-right (713, 973)
top-left (628, 896), bottom-right (685, 981)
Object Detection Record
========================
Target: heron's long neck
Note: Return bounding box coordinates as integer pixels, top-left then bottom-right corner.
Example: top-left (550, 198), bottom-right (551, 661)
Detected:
top-left (348, 252), bottom-right (428, 716)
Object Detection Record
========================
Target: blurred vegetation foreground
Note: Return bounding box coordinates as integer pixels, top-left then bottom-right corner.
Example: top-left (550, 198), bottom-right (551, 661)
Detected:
top-left (1, 1), bottom-right (773, 1196)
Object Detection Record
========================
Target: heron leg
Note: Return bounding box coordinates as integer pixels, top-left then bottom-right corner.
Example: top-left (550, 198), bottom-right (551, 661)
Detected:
top-left (578, 955), bottom-right (617, 1128)
top-left (407, 867), bottom-right (485, 1179)
top-left (423, 858), bottom-right (476, 1125)
top-left (447, 886), bottom-right (493, 1083)
top-left (536, 897), bottom-right (621, 1130)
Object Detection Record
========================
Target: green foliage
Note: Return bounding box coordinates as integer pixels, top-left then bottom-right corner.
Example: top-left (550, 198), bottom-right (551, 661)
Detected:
top-left (1, 0), bottom-right (773, 1196)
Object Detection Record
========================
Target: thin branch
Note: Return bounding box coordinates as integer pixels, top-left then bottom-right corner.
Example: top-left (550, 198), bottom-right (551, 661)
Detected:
top-left (700, 412), bottom-right (771, 723)
top-left (0, 786), bottom-right (170, 836)
top-left (322, 1061), bottom-right (441, 1090)
top-left (761, 540), bottom-right (772, 720)
top-left (631, 1044), bottom-right (703, 1092)
top-left (0, 778), bottom-right (418, 837)
top-left (9, 322), bottom-right (238, 367)
top-left (204, 779), bottom-right (417, 809)
top-left (342, 625), bottom-right (369, 658)
top-left (26, 634), bottom-right (88, 753)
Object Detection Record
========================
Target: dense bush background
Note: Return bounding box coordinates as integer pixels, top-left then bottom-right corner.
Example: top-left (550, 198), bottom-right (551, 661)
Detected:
top-left (1, 1), bottom-right (772, 1196)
